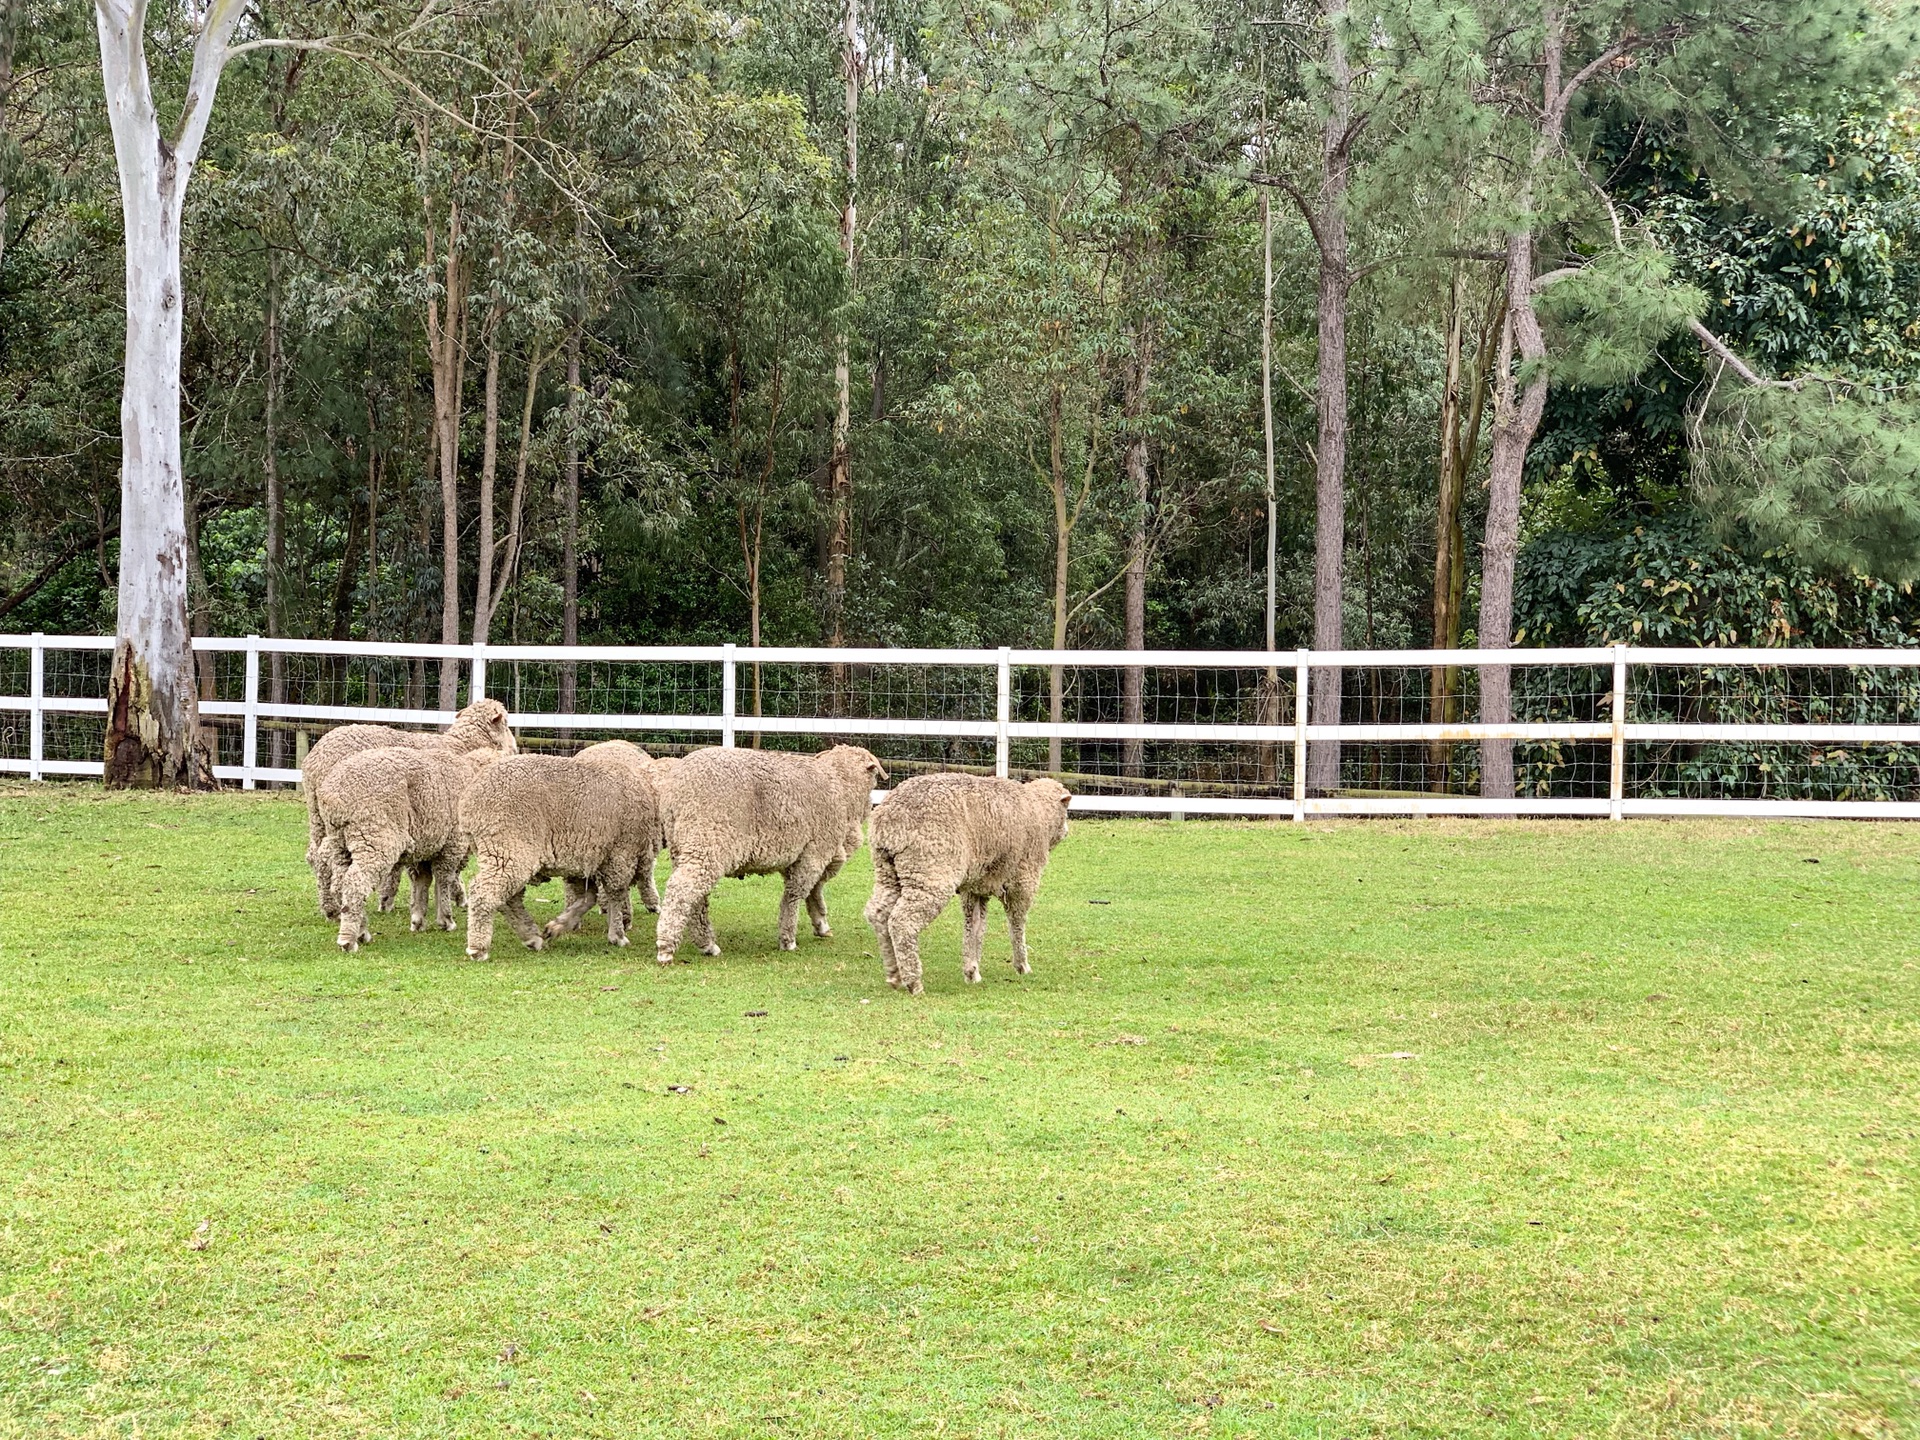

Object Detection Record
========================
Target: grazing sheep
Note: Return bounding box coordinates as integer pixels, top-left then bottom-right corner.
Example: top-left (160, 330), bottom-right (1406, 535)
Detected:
top-left (316, 745), bottom-right (504, 952)
top-left (554, 742), bottom-right (676, 934)
top-left (459, 753), bottom-right (658, 960)
top-left (864, 774), bottom-right (1072, 995)
top-left (654, 744), bottom-right (887, 964)
top-left (302, 698), bottom-right (516, 918)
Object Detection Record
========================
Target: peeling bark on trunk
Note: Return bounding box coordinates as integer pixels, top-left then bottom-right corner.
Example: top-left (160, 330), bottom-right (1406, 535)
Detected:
top-left (420, 171), bottom-right (467, 711)
top-left (96, 0), bottom-right (244, 788)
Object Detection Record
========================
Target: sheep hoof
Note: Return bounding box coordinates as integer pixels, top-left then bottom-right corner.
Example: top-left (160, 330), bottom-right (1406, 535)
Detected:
top-left (378, 898), bottom-right (395, 914)
top-left (525, 936), bottom-right (546, 953)
top-left (780, 939), bottom-right (798, 952)
top-left (467, 947), bottom-right (489, 961)
top-left (813, 923), bottom-right (833, 938)
top-left (611, 935), bottom-right (631, 948)
top-left (409, 918), bottom-right (424, 933)
top-left (338, 939), bottom-right (359, 953)
top-left (701, 942), bottom-right (722, 957)
top-left (439, 918), bottom-right (455, 932)
top-left (964, 971), bottom-right (981, 985)
top-left (1015, 961), bottom-right (1031, 975)
top-left (643, 901), bottom-right (660, 914)
top-left (655, 951), bottom-right (674, 966)
top-left (908, 981), bottom-right (925, 997)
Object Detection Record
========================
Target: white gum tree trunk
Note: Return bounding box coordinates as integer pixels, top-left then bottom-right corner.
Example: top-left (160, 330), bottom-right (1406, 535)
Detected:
top-left (95, 0), bottom-right (245, 787)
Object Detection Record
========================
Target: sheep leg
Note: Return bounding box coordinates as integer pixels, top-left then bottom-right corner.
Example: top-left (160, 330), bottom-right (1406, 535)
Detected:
top-left (407, 863), bottom-right (433, 932)
top-left (1005, 886), bottom-right (1034, 975)
top-left (307, 801), bottom-right (341, 920)
top-left (378, 866), bottom-right (403, 913)
top-left (779, 859), bottom-right (830, 951)
top-left (335, 840), bottom-right (394, 953)
top-left (546, 879), bottom-right (599, 940)
top-left (431, 857), bottom-right (463, 931)
top-left (864, 851), bottom-right (902, 986)
top-left (690, 894), bottom-right (718, 955)
top-left (657, 861), bottom-right (721, 964)
top-left (465, 859), bottom-right (533, 960)
top-left (961, 893), bottom-right (989, 985)
top-left (806, 857), bottom-right (843, 938)
top-left (884, 887), bottom-right (948, 998)
top-left (501, 890), bottom-right (545, 950)
top-left (637, 848), bottom-right (661, 913)
top-left (596, 857), bottom-right (640, 947)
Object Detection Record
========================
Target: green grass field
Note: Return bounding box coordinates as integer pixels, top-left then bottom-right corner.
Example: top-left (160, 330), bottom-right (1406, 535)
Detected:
top-left (1, 788), bottom-right (1917, 1438)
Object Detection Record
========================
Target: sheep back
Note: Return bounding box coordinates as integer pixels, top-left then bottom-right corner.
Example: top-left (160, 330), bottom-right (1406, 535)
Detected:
top-left (460, 753), bottom-right (653, 880)
top-left (871, 773), bottom-right (1070, 895)
top-left (659, 744), bottom-right (881, 877)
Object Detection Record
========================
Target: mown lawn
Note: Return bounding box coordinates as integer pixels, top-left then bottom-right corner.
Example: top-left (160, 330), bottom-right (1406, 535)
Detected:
top-left (0, 787), bottom-right (1916, 1439)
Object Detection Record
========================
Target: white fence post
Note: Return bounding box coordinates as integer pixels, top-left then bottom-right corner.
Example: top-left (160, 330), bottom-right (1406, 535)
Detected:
top-left (1610, 642), bottom-right (1628, 821)
top-left (722, 643), bottom-right (737, 748)
top-left (28, 632), bottom-right (44, 782)
top-left (996, 646), bottom-right (1011, 779)
top-left (242, 634), bottom-right (261, 790)
top-left (1293, 647), bottom-right (1309, 823)
top-left (470, 642), bottom-right (488, 710)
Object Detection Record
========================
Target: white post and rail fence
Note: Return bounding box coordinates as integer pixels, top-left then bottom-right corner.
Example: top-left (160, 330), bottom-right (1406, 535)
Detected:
top-left (7, 633), bottom-right (1920, 819)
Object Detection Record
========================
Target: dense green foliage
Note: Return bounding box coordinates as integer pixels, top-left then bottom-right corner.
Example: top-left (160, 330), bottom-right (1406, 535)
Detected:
top-left (2, 0), bottom-right (1918, 659)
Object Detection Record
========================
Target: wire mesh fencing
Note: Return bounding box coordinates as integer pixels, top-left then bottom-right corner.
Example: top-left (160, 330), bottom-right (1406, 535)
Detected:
top-left (7, 636), bottom-right (1920, 815)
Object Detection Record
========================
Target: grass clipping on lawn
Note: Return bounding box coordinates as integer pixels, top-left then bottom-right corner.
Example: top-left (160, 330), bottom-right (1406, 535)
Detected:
top-left (1, 789), bottom-right (1916, 1438)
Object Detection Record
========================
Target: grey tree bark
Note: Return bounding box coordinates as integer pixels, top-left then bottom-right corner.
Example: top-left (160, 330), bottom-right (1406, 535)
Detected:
top-left (95, 0), bottom-right (247, 787)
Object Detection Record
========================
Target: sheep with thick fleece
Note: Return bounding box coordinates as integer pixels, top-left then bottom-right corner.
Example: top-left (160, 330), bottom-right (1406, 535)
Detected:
top-left (654, 745), bottom-right (887, 964)
top-left (460, 753), bottom-right (657, 960)
top-left (316, 745), bottom-right (504, 952)
top-left (302, 698), bottom-right (515, 918)
top-left (553, 742), bottom-right (676, 933)
top-left (864, 774), bottom-right (1072, 995)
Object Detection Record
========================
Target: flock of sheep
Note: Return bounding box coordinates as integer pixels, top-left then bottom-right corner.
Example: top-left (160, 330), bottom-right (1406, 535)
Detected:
top-left (300, 700), bottom-right (1075, 994)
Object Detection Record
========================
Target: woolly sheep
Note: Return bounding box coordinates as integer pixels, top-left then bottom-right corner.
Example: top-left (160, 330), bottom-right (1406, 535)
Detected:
top-left (864, 774), bottom-right (1072, 995)
top-left (316, 744), bottom-right (504, 952)
top-left (558, 746), bottom-right (679, 931)
top-left (302, 698), bottom-right (516, 918)
top-left (459, 752), bottom-right (658, 960)
top-left (653, 744), bottom-right (887, 964)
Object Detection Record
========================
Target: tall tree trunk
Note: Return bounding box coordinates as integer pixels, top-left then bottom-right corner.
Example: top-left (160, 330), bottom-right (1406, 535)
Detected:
top-left (560, 328), bottom-right (580, 712)
top-left (824, 0), bottom-right (858, 692)
top-left (1481, 0), bottom-right (1570, 801)
top-left (1047, 383), bottom-right (1069, 775)
top-left (420, 174), bottom-right (467, 710)
top-left (1260, 179), bottom-right (1281, 788)
top-left (95, 0), bottom-right (243, 788)
top-left (264, 246), bottom-right (287, 766)
top-left (1306, 0), bottom-right (1352, 799)
top-left (1428, 272), bottom-right (1466, 792)
top-left (1430, 271), bottom-right (1504, 791)
top-left (1120, 324), bottom-right (1152, 779)
top-left (471, 303), bottom-right (505, 643)
top-left (478, 349), bottom-right (543, 640)
top-left (1480, 235), bottom-right (1549, 800)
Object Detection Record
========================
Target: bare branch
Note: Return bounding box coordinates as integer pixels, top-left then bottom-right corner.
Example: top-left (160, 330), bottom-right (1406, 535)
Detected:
top-left (1688, 319), bottom-right (1801, 391)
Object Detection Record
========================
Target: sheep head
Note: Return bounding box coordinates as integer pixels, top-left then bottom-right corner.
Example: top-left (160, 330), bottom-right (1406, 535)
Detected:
top-left (450, 698), bottom-right (516, 754)
top-left (1023, 777), bottom-right (1073, 845)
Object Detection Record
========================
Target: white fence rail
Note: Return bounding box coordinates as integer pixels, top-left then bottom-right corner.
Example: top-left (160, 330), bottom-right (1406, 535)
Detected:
top-left (7, 633), bottom-right (1920, 818)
